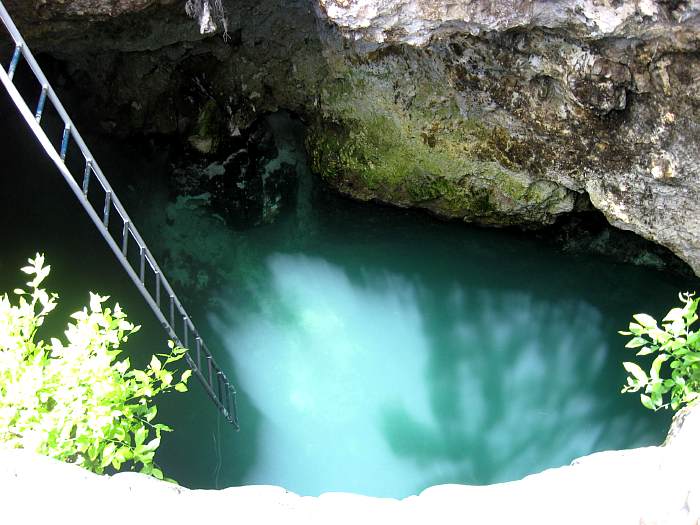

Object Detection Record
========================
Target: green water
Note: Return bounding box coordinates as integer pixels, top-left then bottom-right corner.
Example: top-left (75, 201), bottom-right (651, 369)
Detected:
top-left (1, 96), bottom-right (696, 498)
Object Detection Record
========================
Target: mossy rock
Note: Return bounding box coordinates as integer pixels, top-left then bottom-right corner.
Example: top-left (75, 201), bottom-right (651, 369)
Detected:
top-left (307, 59), bottom-right (573, 225)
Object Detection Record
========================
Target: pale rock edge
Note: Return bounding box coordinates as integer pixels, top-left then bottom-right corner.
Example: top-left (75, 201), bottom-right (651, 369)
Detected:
top-left (1, 405), bottom-right (699, 524)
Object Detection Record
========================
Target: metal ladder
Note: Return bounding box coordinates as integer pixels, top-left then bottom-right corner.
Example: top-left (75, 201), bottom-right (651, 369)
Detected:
top-left (0, 1), bottom-right (239, 429)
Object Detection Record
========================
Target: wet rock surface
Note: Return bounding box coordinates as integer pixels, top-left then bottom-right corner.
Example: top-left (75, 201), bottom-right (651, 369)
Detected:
top-left (5, 0), bottom-right (700, 274)
top-left (171, 117), bottom-right (298, 229)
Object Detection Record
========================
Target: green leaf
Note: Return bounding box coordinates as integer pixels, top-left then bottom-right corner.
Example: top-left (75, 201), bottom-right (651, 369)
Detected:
top-left (663, 308), bottom-right (685, 323)
top-left (649, 328), bottom-right (671, 344)
top-left (640, 393), bottom-right (655, 410)
top-left (633, 313), bottom-right (657, 329)
top-left (650, 354), bottom-right (669, 381)
top-left (113, 426), bottom-right (127, 442)
top-left (625, 337), bottom-right (648, 349)
top-left (145, 405), bottom-right (158, 423)
top-left (623, 362), bottom-right (648, 384)
top-left (135, 426), bottom-right (147, 447)
top-left (636, 346), bottom-right (656, 356)
top-left (131, 369), bottom-right (149, 383)
top-left (174, 383), bottom-right (188, 392)
top-left (150, 355), bottom-right (161, 373)
top-left (101, 443), bottom-right (116, 468)
top-left (181, 370), bottom-right (192, 383)
top-left (684, 353), bottom-right (700, 364)
top-left (142, 437), bottom-right (161, 452)
top-left (682, 294), bottom-right (699, 319)
top-left (628, 322), bottom-right (644, 335)
top-left (687, 332), bottom-right (700, 348)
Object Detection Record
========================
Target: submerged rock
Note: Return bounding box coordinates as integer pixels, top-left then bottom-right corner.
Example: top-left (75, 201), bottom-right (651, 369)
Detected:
top-left (7, 0), bottom-right (700, 274)
top-left (171, 116), bottom-right (299, 229)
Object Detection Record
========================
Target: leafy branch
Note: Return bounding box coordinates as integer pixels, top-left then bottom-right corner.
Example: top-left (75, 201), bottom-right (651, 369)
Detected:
top-left (0, 254), bottom-right (191, 481)
top-left (620, 292), bottom-right (700, 411)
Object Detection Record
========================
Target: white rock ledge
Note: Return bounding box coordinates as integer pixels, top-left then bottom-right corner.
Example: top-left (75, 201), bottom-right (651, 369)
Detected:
top-left (2, 407), bottom-right (699, 524)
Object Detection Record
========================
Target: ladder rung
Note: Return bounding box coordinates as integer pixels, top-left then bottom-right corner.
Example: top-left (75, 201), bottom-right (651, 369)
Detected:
top-left (121, 220), bottom-right (129, 255)
top-left (139, 246), bottom-right (145, 283)
top-left (102, 190), bottom-right (111, 227)
top-left (155, 272), bottom-right (161, 306)
top-left (224, 384), bottom-right (231, 414)
top-left (7, 43), bottom-right (21, 80)
top-left (59, 123), bottom-right (70, 160)
top-left (183, 316), bottom-right (189, 348)
top-left (82, 160), bottom-right (92, 195)
top-left (34, 85), bottom-right (48, 122)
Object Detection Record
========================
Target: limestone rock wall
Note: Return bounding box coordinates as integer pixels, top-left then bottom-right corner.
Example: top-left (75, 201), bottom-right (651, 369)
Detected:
top-left (310, 0), bottom-right (700, 268)
top-left (4, 0), bottom-right (700, 273)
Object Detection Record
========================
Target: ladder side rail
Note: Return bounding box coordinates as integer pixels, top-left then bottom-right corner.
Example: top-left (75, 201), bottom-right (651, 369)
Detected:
top-left (0, 65), bottom-right (238, 427)
top-left (0, 3), bottom-right (91, 166)
top-left (128, 233), bottom-right (237, 412)
top-left (59, 115), bottom-right (239, 425)
top-left (0, 12), bottom-right (239, 427)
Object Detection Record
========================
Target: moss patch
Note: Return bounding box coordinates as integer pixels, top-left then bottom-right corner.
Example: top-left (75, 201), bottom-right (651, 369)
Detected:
top-left (307, 60), bottom-right (572, 224)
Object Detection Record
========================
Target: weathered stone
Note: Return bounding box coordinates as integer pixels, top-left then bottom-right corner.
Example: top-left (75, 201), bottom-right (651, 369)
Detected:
top-left (5, 0), bottom-right (700, 274)
top-left (172, 113), bottom-right (300, 229)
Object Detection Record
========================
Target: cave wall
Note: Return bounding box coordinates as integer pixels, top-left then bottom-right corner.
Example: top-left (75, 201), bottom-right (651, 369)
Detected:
top-left (5, 0), bottom-right (700, 274)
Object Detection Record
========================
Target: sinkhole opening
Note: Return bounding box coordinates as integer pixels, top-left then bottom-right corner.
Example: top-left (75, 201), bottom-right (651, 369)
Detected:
top-left (1, 76), bottom-right (697, 497)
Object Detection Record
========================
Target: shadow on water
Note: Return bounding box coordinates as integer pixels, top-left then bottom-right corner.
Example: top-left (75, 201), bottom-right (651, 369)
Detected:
top-left (210, 218), bottom-right (684, 496)
top-left (120, 112), bottom-right (694, 498)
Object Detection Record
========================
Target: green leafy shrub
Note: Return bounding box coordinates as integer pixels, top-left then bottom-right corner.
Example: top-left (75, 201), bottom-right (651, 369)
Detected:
top-left (620, 292), bottom-right (700, 411)
top-left (0, 254), bottom-right (191, 480)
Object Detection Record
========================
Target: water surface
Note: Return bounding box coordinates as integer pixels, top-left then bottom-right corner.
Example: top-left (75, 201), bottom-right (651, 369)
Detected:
top-left (1, 99), bottom-right (695, 498)
top-left (129, 115), bottom-right (693, 497)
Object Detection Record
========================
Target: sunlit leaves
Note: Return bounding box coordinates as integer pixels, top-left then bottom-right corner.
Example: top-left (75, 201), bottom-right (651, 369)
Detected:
top-left (621, 292), bottom-right (700, 411)
top-left (623, 362), bottom-right (648, 384)
top-left (0, 255), bottom-right (192, 482)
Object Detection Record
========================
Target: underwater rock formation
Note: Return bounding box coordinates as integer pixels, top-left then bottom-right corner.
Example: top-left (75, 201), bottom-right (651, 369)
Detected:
top-left (6, 0), bottom-right (700, 273)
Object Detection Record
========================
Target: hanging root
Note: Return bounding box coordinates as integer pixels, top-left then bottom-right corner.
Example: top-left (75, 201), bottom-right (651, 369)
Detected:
top-left (185, 0), bottom-right (230, 39)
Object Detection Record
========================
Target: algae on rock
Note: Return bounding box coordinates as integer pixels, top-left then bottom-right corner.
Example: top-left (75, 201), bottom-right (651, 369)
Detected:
top-left (307, 53), bottom-right (575, 226)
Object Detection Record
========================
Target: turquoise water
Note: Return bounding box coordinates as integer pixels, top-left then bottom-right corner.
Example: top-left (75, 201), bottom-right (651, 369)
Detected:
top-left (128, 115), bottom-right (695, 497)
top-left (1, 97), bottom-right (696, 498)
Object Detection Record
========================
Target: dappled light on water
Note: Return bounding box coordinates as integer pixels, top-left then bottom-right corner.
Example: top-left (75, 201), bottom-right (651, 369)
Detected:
top-left (212, 253), bottom-right (662, 497)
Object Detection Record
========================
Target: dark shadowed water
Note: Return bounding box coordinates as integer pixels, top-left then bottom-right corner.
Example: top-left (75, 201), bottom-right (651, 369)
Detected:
top-left (1, 88), bottom-right (696, 498)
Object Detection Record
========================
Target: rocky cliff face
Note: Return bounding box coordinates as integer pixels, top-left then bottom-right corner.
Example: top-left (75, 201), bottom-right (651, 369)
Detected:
top-left (5, 0), bottom-right (700, 273)
top-left (310, 0), bottom-right (700, 271)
